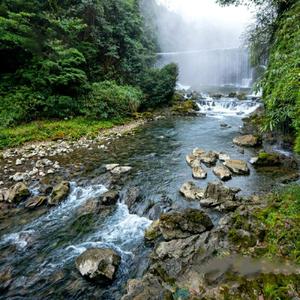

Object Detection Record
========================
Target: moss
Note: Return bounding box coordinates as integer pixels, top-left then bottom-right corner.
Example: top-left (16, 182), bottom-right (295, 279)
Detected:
top-left (255, 152), bottom-right (281, 166)
top-left (256, 185), bottom-right (300, 263)
top-left (229, 185), bottom-right (300, 263)
top-left (171, 100), bottom-right (199, 115)
top-left (145, 220), bottom-right (161, 242)
top-left (222, 273), bottom-right (300, 300)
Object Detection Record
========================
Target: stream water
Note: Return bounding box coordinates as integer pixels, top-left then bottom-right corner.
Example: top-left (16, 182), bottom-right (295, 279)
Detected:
top-left (0, 96), bottom-right (294, 299)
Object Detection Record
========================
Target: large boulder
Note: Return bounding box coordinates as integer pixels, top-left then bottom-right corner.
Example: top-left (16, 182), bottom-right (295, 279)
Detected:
top-left (223, 160), bottom-right (250, 175)
top-left (233, 134), bottom-right (260, 147)
top-left (75, 248), bottom-right (121, 282)
top-left (200, 182), bottom-right (241, 212)
top-left (204, 182), bottom-right (239, 202)
top-left (192, 166), bottom-right (207, 179)
top-left (159, 209), bottom-right (213, 240)
top-left (7, 182), bottom-right (30, 203)
top-left (180, 181), bottom-right (204, 201)
top-left (213, 165), bottom-right (232, 181)
top-left (48, 181), bottom-right (70, 205)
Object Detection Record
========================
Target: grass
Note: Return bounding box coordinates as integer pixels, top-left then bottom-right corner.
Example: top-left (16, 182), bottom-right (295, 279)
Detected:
top-left (257, 184), bottom-right (300, 263)
top-left (0, 117), bottom-right (129, 149)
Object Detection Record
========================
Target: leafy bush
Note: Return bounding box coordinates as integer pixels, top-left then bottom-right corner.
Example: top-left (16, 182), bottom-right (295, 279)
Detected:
top-left (81, 81), bottom-right (143, 119)
top-left (257, 2), bottom-right (300, 151)
top-left (0, 87), bottom-right (46, 127)
top-left (139, 63), bottom-right (178, 109)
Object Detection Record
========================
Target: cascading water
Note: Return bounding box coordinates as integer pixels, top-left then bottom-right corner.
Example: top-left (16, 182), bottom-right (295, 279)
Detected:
top-left (0, 183), bottom-right (151, 299)
top-left (157, 47), bottom-right (253, 89)
top-left (196, 97), bottom-right (261, 116)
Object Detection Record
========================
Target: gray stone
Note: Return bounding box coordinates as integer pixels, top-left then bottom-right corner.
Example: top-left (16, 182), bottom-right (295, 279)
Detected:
top-left (223, 159), bottom-right (250, 175)
top-left (180, 181), bottom-right (204, 200)
top-left (48, 181), bottom-right (70, 205)
top-left (75, 248), bottom-right (121, 281)
top-left (213, 165), bottom-right (232, 181)
top-left (7, 182), bottom-right (30, 203)
top-left (159, 209), bottom-right (213, 240)
top-left (192, 166), bottom-right (207, 179)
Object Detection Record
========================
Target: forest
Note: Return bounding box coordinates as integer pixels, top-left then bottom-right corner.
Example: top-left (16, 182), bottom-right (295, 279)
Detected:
top-left (0, 0), bottom-right (178, 128)
top-left (0, 0), bottom-right (299, 299)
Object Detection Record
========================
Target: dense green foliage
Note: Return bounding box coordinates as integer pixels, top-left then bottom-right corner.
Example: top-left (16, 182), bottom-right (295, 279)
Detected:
top-left (258, 3), bottom-right (300, 151)
top-left (0, 0), bottom-right (177, 128)
top-left (218, 0), bottom-right (300, 152)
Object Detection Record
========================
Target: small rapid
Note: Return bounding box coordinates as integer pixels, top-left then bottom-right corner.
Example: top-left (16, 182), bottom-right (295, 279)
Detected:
top-left (197, 97), bottom-right (261, 116)
top-left (0, 184), bottom-right (152, 299)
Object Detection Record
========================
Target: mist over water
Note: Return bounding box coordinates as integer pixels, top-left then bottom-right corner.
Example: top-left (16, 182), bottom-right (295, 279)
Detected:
top-left (151, 0), bottom-right (254, 90)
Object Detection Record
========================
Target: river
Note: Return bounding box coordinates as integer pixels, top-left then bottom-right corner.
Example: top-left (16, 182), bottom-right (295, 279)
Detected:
top-left (0, 96), bottom-right (293, 299)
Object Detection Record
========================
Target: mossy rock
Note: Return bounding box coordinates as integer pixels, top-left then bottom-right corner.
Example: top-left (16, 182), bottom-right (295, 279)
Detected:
top-left (236, 93), bottom-right (247, 100)
top-left (254, 152), bottom-right (281, 167)
top-left (145, 220), bottom-right (161, 242)
top-left (171, 100), bottom-right (199, 116)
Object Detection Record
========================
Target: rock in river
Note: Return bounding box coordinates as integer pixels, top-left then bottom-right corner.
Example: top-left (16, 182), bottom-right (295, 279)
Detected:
top-left (159, 209), bottom-right (213, 240)
top-left (7, 182), bottom-right (30, 203)
top-left (75, 248), bottom-right (121, 282)
top-left (48, 181), bottom-right (70, 205)
top-left (199, 151), bottom-right (218, 166)
top-left (25, 196), bottom-right (48, 209)
top-left (99, 190), bottom-right (119, 206)
top-left (223, 159), bottom-right (250, 175)
top-left (180, 181), bottom-right (204, 200)
top-left (204, 181), bottom-right (239, 202)
top-left (192, 166), bottom-right (207, 179)
top-left (110, 166), bottom-right (132, 175)
top-left (213, 165), bottom-right (232, 181)
top-left (233, 134), bottom-right (260, 147)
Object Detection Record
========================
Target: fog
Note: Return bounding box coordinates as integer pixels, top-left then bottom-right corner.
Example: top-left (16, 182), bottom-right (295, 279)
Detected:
top-left (150, 0), bottom-right (255, 90)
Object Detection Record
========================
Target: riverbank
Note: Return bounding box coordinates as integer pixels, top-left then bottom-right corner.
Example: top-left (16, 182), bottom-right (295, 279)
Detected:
top-left (0, 117), bottom-right (139, 150)
top-left (122, 183), bottom-right (300, 300)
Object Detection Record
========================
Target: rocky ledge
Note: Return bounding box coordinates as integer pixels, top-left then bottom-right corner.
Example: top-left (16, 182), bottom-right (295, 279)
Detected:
top-left (122, 182), bottom-right (300, 300)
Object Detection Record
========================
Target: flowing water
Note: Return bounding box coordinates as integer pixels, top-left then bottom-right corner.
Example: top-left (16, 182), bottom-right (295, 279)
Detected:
top-left (157, 48), bottom-right (253, 89)
top-left (0, 96), bottom-right (294, 299)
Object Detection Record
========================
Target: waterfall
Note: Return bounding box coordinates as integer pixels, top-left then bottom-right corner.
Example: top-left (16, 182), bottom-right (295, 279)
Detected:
top-left (157, 47), bottom-right (253, 89)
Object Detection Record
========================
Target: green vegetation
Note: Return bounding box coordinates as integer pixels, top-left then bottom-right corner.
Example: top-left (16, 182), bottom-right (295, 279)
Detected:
top-left (0, 117), bottom-right (128, 149)
top-left (218, 0), bottom-right (300, 153)
top-left (227, 184), bottom-right (300, 299)
top-left (258, 185), bottom-right (300, 263)
top-left (0, 0), bottom-right (178, 131)
top-left (258, 3), bottom-right (300, 151)
top-left (230, 184), bottom-right (300, 263)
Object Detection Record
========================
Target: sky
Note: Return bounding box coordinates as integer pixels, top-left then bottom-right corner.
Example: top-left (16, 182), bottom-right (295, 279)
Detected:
top-left (156, 0), bottom-right (253, 25)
